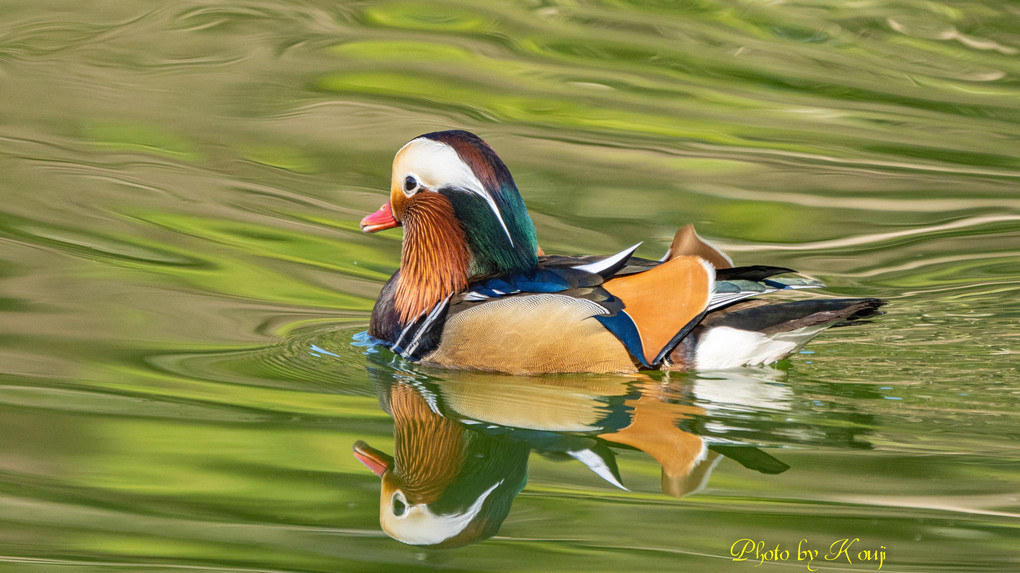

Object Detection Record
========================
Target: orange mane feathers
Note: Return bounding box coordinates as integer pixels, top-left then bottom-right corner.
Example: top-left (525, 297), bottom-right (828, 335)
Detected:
top-left (395, 193), bottom-right (471, 322)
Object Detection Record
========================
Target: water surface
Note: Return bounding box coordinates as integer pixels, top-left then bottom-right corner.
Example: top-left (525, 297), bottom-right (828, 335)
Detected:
top-left (0, 1), bottom-right (1017, 571)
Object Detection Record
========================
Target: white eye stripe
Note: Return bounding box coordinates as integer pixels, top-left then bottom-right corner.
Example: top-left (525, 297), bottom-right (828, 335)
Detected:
top-left (380, 480), bottom-right (504, 545)
top-left (395, 138), bottom-right (515, 247)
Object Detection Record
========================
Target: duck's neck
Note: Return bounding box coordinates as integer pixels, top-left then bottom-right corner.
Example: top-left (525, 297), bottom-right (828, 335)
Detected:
top-left (396, 193), bottom-right (471, 323)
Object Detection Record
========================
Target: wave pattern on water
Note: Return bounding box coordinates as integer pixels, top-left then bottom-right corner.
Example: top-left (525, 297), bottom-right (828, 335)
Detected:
top-left (0, 0), bottom-right (1017, 571)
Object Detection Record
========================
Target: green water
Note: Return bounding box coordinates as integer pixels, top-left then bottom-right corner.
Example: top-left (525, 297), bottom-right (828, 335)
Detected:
top-left (1, 0), bottom-right (1017, 571)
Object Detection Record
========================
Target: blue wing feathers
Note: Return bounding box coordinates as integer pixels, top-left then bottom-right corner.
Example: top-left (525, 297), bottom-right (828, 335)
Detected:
top-left (594, 312), bottom-right (650, 368)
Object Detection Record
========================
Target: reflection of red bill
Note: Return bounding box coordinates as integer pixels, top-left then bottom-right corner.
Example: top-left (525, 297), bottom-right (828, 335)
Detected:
top-left (360, 203), bottom-right (398, 233)
top-left (353, 440), bottom-right (393, 477)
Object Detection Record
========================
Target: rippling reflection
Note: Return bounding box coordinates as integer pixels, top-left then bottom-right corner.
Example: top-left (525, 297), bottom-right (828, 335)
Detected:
top-left (351, 357), bottom-right (812, 547)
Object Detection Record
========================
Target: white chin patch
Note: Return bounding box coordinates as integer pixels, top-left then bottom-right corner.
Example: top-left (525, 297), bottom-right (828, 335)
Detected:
top-left (694, 325), bottom-right (827, 370)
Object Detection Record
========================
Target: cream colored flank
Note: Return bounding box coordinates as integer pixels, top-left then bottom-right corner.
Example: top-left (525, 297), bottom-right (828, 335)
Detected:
top-left (424, 294), bottom-right (635, 374)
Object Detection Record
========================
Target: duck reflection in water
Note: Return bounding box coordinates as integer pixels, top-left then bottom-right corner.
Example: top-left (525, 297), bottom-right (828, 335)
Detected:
top-left (353, 368), bottom-right (791, 548)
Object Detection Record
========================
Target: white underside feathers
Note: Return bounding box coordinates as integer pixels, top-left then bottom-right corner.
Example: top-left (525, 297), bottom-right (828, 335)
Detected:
top-left (694, 325), bottom-right (827, 370)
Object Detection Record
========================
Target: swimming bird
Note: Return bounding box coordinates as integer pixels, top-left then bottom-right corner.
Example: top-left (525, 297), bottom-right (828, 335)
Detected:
top-left (360, 130), bottom-right (883, 374)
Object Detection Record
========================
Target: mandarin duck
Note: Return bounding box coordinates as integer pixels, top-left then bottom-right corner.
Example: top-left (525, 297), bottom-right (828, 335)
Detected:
top-left (360, 130), bottom-right (884, 374)
top-left (353, 371), bottom-right (790, 546)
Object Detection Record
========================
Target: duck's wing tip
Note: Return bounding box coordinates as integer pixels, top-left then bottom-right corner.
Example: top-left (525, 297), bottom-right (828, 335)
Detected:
top-left (570, 242), bottom-right (643, 278)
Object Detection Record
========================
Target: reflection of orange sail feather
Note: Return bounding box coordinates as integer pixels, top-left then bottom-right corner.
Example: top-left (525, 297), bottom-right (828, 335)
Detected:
top-left (597, 380), bottom-right (712, 498)
top-left (353, 370), bottom-right (791, 547)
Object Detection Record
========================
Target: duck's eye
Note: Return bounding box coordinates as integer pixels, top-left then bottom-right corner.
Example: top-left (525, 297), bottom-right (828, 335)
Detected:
top-left (392, 497), bottom-right (407, 517)
top-left (403, 175), bottom-right (419, 194)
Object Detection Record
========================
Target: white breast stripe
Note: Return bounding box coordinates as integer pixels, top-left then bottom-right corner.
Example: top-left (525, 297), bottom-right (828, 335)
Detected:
top-left (401, 294), bottom-right (452, 358)
top-left (405, 379), bottom-right (443, 415)
top-left (392, 317), bottom-right (416, 351)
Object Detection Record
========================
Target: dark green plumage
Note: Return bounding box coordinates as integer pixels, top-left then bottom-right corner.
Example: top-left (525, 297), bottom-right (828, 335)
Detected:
top-left (425, 130), bottom-right (538, 278)
top-left (443, 190), bottom-right (537, 277)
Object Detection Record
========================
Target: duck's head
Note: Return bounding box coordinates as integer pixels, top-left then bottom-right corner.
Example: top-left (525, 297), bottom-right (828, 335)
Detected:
top-left (351, 382), bottom-right (528, 548)
top-left (361, 130), bottom-right (539, 281)
top-left (352, 439), bottom-right (514, 548)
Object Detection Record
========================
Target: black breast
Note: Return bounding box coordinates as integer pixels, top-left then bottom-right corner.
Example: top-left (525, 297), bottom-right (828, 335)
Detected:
top-left (369, 272), bottom-right (401, 342)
